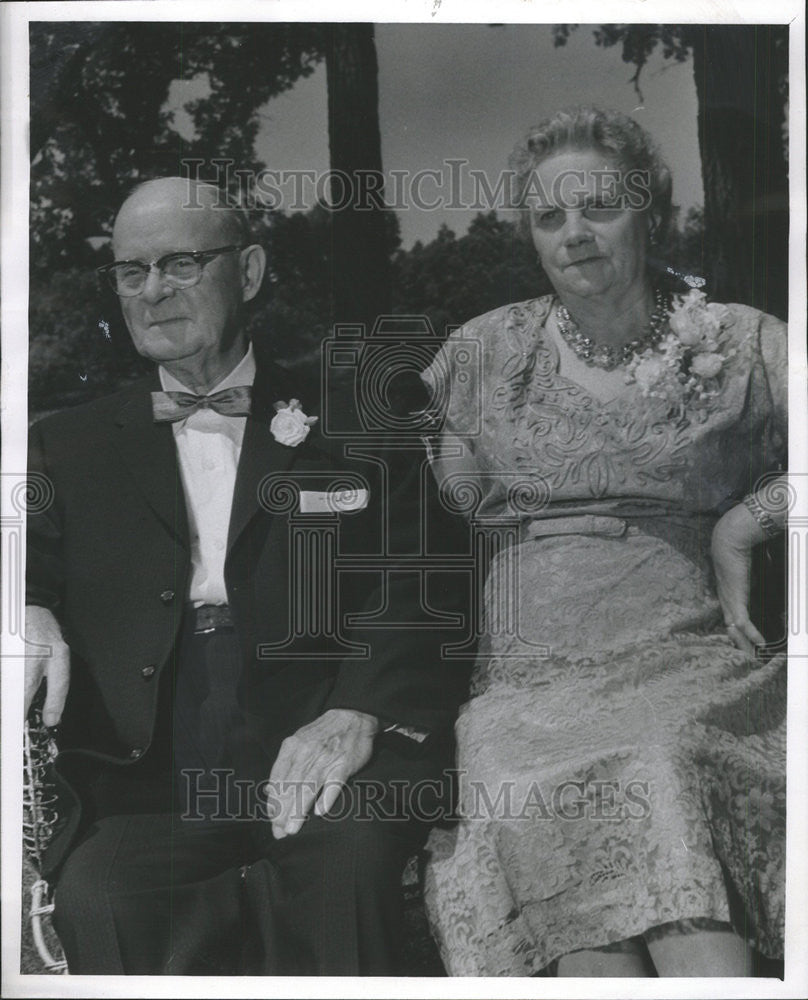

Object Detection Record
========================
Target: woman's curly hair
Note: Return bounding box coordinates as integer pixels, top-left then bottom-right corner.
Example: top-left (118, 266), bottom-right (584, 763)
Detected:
top-left (509, 106), bottom-right (673, 244)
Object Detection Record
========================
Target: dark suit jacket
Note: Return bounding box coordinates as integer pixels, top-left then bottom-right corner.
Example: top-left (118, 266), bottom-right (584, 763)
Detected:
top-left (27, 361), bottom-right (472, 876)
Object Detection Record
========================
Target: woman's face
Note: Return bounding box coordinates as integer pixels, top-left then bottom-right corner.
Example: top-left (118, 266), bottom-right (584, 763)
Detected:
top-left (527, 148), bottom-right (651, 303)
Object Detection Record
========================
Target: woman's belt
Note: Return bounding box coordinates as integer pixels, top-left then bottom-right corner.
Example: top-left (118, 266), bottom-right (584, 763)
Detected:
top-left (522, 514), bottom-right (628, 539)
top-left (519, 510), bottom-right (718, 567)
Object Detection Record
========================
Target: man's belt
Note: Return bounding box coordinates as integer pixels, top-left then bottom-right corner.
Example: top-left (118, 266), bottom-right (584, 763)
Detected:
top-left (191, 604), bottom-right (234, 634)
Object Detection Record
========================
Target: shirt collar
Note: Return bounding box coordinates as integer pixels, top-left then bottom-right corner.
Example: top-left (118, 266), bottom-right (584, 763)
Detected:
top-left (159, 342), bottom-right (257, 394)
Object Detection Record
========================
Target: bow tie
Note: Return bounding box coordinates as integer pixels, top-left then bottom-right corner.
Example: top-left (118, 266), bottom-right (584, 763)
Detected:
top-left (151, 386), bottom-right (253, 423)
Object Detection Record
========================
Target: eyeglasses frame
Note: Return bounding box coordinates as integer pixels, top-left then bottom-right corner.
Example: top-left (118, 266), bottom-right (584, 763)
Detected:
top-left (96, 245), bottom-right (246, 297)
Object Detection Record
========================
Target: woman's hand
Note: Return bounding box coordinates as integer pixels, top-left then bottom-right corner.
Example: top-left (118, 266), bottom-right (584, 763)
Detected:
top-left (711, 503), bottom-right (768, 657)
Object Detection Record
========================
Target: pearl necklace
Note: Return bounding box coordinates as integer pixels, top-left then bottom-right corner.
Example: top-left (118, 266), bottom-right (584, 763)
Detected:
top-left (555, 289), bottom-right (669, 371)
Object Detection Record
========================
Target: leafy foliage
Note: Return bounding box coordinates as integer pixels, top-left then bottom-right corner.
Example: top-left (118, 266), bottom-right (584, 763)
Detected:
top-left (553, 25), bottom-right (693, 99)
top-left (392, 213), bottom-right (542, 338)
top-left (28, 268), bottom-right (149, 411)
top-left (30, 22), bottom-right (325, 272)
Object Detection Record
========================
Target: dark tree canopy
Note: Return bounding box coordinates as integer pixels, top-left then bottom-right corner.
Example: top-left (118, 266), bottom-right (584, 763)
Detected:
top-left (30, 22), bottom-right (325, 273)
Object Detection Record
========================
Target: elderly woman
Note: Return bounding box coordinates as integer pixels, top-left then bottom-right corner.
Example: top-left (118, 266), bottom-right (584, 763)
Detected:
top-left (421, 107), bottom-right (787, 977)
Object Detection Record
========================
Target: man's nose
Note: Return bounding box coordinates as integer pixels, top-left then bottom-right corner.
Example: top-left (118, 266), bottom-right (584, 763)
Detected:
top-left (140, 265), bottom-right (174, 303)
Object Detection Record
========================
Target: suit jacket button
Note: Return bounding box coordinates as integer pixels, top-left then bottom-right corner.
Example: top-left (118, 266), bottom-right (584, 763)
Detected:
top-left (129, 747), bottom-right (144, 760)
top-left (141, 664), bottom-right (156, 679)
top-left (160, 590), bottom-right (175, 603)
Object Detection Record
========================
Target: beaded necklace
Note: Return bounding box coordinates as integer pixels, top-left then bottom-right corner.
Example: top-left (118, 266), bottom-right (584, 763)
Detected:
top-left (555, 288), bottom-right (669, 371)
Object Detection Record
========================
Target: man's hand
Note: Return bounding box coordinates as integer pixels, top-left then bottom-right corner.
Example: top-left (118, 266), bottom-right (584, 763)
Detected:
top-left (268, 708), bottom-right (378, 839)
top-left (24, 605), bottom-right (70, 726)
top-left (711, 503), bottom-right (767, 658)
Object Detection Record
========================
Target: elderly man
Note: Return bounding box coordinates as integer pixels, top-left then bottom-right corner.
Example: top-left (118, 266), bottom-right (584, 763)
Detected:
top-left (25, 177), bottom-right (470, 975)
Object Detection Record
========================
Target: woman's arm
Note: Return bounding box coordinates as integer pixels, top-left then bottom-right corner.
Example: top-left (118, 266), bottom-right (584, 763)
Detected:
top-left (711, 477), bottom-right (788, 657)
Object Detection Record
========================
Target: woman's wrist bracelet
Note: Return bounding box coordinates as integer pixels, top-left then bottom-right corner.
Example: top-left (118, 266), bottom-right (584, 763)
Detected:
top-left (742, 493), bottom-right (783, 539)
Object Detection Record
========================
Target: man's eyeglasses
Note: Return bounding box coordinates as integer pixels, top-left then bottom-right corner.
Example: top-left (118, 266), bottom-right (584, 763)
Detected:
top-left (97, 245), bottom-right (244, 297)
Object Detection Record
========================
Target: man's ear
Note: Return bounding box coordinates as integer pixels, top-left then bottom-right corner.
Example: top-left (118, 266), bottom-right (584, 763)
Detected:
top-left (240, 244), bottom-right (267, 303)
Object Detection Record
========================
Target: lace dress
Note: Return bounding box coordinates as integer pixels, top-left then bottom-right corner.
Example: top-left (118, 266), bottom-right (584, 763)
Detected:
top-left (420, 295), bottom-right (787, 976)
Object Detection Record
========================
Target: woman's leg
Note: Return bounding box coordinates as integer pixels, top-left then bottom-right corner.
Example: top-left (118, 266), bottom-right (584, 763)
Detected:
top-left (556, 939), bottom-right (653, 977)
top-left (557, 950), bottom-right (651, 977)
top-left (647, 927), bottom-right (754, 977)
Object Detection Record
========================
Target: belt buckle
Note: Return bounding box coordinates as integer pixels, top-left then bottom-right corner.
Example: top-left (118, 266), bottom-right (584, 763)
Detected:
top-left (193, 604), bottom-right (232, 634)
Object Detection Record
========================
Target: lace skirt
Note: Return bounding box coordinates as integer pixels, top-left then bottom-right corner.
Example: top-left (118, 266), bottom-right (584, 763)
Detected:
top-left (423, 530), bottom-right (786, 976)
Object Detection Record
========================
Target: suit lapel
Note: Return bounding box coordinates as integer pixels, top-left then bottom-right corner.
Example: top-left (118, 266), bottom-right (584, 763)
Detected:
top-left (227, 415), bottom-right (302, 552)
top-left (113, 374), bottom-right (190, 550)
top-left (226, 362), bottom-right (317, 553)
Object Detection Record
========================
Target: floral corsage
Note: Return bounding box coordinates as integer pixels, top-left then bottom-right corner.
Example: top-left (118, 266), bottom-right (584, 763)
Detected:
top-left (626, 289), bottom-right (735, 418)
top-left (270, 399), bottom-right (318, 446)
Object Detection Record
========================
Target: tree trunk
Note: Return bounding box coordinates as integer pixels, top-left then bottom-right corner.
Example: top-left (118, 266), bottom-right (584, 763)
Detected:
top-left (687, 25), bottom-right (789, 319)
top-left (323, 24), bottom-right (392, 331)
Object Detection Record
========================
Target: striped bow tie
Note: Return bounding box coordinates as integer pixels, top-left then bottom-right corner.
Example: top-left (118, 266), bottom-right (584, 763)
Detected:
top-left (151, 386), bottom-right (253, 423)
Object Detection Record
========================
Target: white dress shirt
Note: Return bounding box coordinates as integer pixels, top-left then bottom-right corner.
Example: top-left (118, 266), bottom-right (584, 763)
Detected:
top-left (159, 344), bottom-right (256, 606)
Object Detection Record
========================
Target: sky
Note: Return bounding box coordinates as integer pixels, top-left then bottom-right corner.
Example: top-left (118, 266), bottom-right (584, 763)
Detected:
top-left (253, 23), bottom-right (702, 249)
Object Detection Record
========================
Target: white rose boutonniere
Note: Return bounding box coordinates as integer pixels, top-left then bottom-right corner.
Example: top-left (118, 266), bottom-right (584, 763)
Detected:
top-left (270, 398), bottom-right (318, 446)
top-left (625, 290), bottom-right (735, 420)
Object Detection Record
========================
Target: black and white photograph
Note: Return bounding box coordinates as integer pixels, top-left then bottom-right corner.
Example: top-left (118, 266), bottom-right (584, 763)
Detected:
top-left (1, 1), bottom-right (806, 996)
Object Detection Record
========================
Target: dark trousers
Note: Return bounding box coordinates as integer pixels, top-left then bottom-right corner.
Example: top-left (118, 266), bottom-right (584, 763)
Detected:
top-left (52, 620), bottom-right (447, 975)
top-left (52, 801), bottom-right (422, 975)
